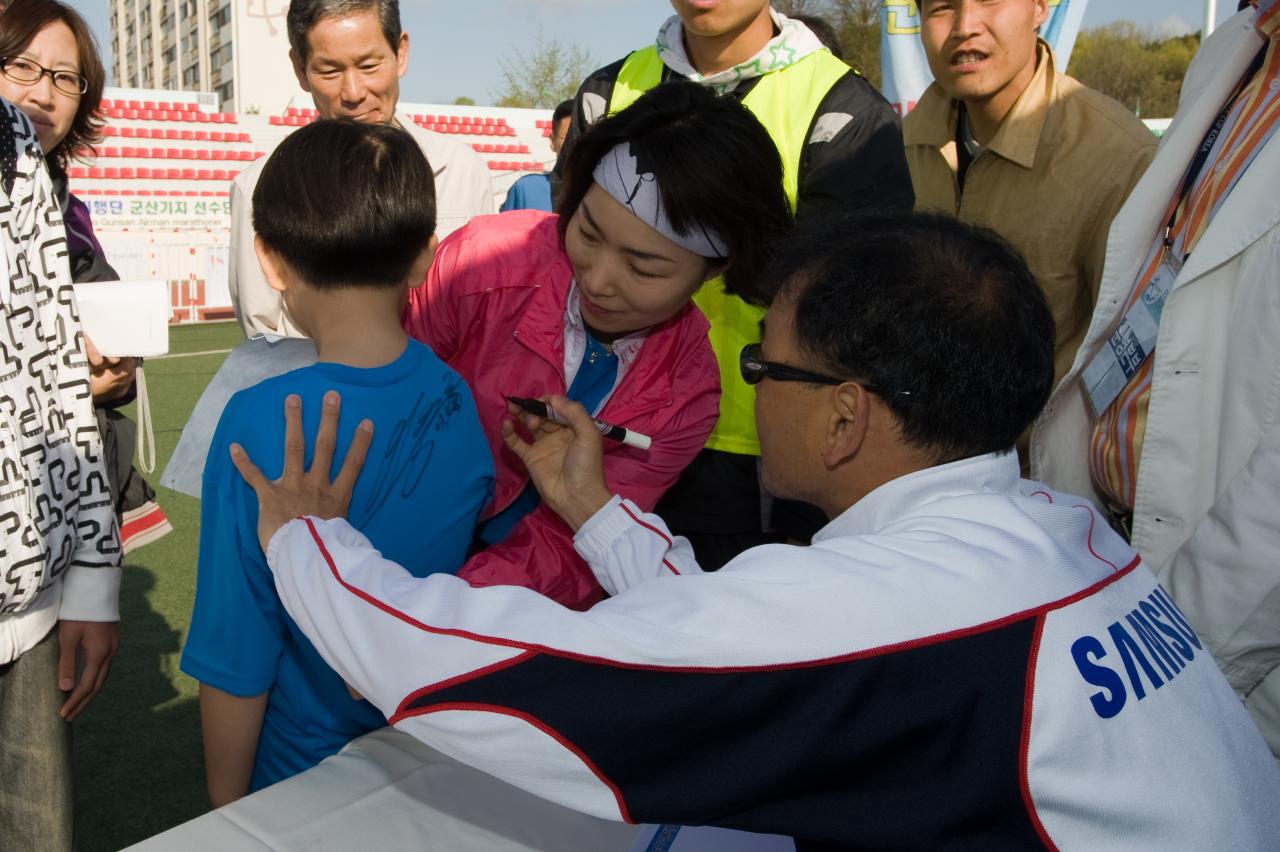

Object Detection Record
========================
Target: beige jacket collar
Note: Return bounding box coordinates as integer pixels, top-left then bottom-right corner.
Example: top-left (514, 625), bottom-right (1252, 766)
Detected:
top-left (911, 39), bottom-right (1058, 171)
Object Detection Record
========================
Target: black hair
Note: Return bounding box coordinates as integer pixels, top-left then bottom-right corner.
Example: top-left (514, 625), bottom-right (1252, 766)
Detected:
top-left (287, 0), bottom-right (401, 63)
top-left (556, 80), bottom-right (791, 306)
top-left (770, 211), bottom-right (1056, 464)
top-left (552, 99), bottom-right (574, 125)
top-left (793, 14), bottom-right (844, 61)
top-left (253, 118), bottom-right (435, 289)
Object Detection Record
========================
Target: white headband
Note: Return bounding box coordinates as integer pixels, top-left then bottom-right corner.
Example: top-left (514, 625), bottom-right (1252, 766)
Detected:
top-left (592, 142), bottom-right (730, 259)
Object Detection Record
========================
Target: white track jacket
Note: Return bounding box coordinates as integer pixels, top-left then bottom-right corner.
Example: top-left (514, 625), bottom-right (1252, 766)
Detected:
top-left (267, 453), bottom-right (1280, 850)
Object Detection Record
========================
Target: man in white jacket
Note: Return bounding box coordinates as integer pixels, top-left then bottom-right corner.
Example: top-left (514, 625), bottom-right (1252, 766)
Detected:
top-left (232, 212), bottom-right (1279, 849)
top-left (1032, 0), bottom-right (1280, 754)
top-left (0, 100), bottom-right (121, 850)
top-left (228, 0), bottom-right (494, 339)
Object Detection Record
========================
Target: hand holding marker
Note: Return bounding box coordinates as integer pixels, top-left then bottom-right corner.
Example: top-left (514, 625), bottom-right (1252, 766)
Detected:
top-left (506, 396), bottom-right (652, 451)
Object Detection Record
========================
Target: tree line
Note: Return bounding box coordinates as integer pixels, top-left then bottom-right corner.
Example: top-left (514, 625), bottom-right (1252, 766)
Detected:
top-left (489, 2), bottom-right (1200, 120)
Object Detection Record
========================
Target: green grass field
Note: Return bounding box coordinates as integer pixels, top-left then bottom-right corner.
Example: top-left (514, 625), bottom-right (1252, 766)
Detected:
top-left (74, 321), bottom-right (245, 851)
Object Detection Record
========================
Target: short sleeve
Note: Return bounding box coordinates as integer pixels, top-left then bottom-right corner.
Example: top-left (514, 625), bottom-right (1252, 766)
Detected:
top-left (180, 398), bottom-right (286, 696)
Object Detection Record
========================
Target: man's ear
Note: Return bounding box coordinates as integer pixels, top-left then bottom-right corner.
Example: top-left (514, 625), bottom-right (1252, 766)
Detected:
top-left (396, 32), bottom-right (410, 78)
top-left (254, 236), bottom-right (290, 294)
top-left (822, 383), bottom-right (872, 470)
top-left (289, 48), bottom-right (311, 93)
top-left (405, 234), bottom-right (438, 290)
top-left (1032, 0), bottom-right (1051, 29)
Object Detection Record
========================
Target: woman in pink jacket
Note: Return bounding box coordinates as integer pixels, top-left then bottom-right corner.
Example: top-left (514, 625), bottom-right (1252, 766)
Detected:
top-left (404, 82), bottom-right (791, 609)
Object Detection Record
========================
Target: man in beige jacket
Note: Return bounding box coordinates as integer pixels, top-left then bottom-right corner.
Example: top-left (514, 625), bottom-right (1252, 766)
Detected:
top-left (904, 0), bottom-right (1155, 388)
top-left (230, 0), bottom-right (493, 339)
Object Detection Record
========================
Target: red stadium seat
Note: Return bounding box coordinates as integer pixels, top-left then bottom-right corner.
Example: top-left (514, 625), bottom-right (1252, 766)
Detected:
top-left (136, 167), bottom-right (151, 179)
top-left (143, 100), bottom-right (156, 110)
top-left (212, 169), bottom-right (229, 180)
top-left (136, 190), bottom-right (151, 197)
top-left (238, 151), bottom-right (254, 161)
top-left (103, 167), bottom-right (119, 178)
top-left (120, 127), bottom-right (135, 138)
top-left (165, 168), bottom-right (181, 179)
top-left (127, 100), bottom-right (141, 109)
top-left (181, 168), bottom-right (196, 179)
top-left (101, 126), bottom-right (117, 137)
top-left (210, 150), bottom-right (225, 161)
top-left (88, 167), bottom-right (104, 178)
top-left (209, 131), bottom-right (224, 142)
top-left (68, 166), bottom-right (87, 179)
top-left (165, 129), bottom-right (179, 139)
top-left (197, 169), bottom-right (212, 180)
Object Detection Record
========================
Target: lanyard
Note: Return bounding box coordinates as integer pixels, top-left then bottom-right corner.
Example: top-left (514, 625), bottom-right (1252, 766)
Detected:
top-left (1163, 45), bottom-right (1268, 260)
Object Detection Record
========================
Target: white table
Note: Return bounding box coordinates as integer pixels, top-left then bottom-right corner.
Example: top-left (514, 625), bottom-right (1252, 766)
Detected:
top-left (127, 728), bottom-right (641, 851)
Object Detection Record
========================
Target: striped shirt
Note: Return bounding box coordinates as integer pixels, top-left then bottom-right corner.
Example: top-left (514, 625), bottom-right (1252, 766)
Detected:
top-left (1090, 0), bottom-right (1280, 511)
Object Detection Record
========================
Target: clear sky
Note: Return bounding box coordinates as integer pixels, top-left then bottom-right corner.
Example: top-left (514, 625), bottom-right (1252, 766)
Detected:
top-left (76, 0), bottom-right (1242, 104)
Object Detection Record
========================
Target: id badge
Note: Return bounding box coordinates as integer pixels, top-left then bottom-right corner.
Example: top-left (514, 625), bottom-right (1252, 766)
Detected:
top-left (1082, 256), bottom-right (1180, 417)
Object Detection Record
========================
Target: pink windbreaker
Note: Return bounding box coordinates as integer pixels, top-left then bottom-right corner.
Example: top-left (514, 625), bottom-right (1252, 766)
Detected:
top-left (403, 211), bottom-right (721, 609)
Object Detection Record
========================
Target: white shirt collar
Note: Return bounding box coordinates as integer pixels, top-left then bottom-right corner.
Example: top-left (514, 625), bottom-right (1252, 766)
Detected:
top-left (562, 282), bottom-right (647, 412)
top-left (815, 452), bottom-right (1023, 542)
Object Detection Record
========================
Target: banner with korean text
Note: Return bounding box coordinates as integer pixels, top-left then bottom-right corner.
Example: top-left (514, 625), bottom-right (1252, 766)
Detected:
top-left (880, 0), bottom-right (1091, 116)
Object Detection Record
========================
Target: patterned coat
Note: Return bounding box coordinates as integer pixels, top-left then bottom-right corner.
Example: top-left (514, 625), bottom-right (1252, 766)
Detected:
top-left (0, 100), bottom-right (120, 664)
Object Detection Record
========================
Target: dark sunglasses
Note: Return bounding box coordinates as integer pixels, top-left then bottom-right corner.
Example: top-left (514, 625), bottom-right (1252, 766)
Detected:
top-left (739, 343), bottom-right (910, 399)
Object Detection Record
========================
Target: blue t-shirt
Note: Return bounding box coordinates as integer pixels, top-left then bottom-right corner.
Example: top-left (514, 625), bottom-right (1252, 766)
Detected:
top-left (500, 173), bottom-right (552, 213)
top-left (181, 340), bottom-right (493, 791)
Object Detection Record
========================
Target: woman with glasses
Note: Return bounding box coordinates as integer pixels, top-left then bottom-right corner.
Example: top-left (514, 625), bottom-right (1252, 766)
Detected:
top-left (404, 81), bottom-right (792, 610)
top-left (0, 0), bottom-right (172, 553)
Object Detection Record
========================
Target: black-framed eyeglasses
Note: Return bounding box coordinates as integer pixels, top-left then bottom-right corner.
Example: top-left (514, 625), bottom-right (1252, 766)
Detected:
top-left (739, 343), bottom-right (911, 399)
top-left (0, 56), bottom-right (88, 97)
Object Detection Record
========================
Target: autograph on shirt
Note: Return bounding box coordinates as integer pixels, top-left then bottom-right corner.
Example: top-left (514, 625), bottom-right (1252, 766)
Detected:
top-left (358, 377), bottom-right (464, 523)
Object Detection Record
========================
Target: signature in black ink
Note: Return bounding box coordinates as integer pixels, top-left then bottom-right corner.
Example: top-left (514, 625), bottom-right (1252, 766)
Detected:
top-left (358, 378), bottom-right (464, 523)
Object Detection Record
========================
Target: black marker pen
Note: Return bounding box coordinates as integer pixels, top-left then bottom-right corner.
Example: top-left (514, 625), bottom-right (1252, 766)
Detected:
top-left (507, 396), bottom-right (652, 451)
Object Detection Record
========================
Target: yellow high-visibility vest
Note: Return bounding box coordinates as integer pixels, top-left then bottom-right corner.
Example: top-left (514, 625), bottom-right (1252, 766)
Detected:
top-left (608, 46), bottom-right (851, 456)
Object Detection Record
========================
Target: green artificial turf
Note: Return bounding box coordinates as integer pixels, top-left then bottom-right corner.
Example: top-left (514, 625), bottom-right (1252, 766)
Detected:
top-left (73, 321), bottom-right (245, 851)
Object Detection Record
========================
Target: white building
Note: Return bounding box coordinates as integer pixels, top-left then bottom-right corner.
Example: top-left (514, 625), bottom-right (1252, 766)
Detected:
top-left (108, 0), bottom-right (298, 115)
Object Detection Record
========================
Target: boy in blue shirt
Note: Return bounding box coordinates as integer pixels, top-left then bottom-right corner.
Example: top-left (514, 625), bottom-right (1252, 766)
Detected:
top-left (181, 119), bottom-right (493, 806)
